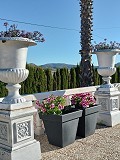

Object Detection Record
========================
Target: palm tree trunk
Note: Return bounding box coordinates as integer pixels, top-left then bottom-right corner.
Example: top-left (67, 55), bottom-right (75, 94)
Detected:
top-left (79, 0), bottom-right (94, 87)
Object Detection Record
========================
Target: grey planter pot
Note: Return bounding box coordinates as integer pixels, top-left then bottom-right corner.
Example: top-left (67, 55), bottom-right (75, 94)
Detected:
top-left (77, 105), bottom-right (101, 138)
top-left (40, 109), bottom-right (82, 147)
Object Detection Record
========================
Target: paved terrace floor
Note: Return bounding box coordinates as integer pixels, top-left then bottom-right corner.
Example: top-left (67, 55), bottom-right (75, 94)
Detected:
top-left (35, 124), bottom-right (120, 160)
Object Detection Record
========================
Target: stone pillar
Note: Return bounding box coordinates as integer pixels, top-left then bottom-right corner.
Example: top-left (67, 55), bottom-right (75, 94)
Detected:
top-left (0, 101), bottom-right (41, 160)
top-left (95, 87), bottom-right (120, 126)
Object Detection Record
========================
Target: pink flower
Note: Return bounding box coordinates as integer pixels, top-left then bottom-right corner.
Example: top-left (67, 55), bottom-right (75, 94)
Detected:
top-left (71, 92), bottom-right (96, 108)
top-left (50, 103), bottom-right (55, 109)
top-left (58, 104), bottom-right (64, 110)
top-left (36, 95), bottom-right (67, 115)
top-left (41, 107), bottom-right (46, 113)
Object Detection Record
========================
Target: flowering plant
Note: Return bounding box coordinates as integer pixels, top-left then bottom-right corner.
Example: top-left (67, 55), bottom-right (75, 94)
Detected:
top-left (36, 95), bottom-right (67, 115)
top-left (71, 92), bottom-right (96, 109)
top-left (0, 22), bottom-right (45, 42)
top-left (92, 39), bottom-right (120, 52)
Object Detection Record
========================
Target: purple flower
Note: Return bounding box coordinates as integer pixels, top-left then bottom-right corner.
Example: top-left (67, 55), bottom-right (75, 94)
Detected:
top-left (92, 40), bottom-right (120, 52)
top-left (0, 22), bottom-right (45, 42)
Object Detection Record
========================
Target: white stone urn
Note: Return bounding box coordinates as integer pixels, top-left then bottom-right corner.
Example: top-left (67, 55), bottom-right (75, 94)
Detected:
top-left (0, 37), bottom-right (36, 104)
top-left (93, 49), bottom-right (120, 88)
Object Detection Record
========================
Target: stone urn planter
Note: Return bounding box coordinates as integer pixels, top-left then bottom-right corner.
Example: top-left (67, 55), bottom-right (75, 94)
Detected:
top-left (93, 49), bottom-right (120, 88)
top-left (0, 37), bottom-right (36, 104)
top-left (40, 109), bottom-right (82, 147)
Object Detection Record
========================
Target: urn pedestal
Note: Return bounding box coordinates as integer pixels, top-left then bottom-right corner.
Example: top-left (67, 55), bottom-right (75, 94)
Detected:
top-left (95, 88), bottom-right (120, 126)
top-left (0, 37), bottom-right (41, 160)
top-left (93, 49), bottom-right (120, 126)
top-left (0, 102), bottom-right (41, 160)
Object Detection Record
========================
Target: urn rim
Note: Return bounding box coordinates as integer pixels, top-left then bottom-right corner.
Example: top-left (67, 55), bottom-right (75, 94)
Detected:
top-left (0, 37), bottom-right (37, 46)
top-left (92, 48), bottom-right (120, 54)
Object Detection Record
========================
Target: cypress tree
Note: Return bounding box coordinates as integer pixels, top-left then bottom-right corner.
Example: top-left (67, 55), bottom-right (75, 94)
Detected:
top-left (23, 64), bottom-right (35, 94)
top-left (53, 72), bottom-right (57, 91)
top-left (60, 68), bottom-right (64, 90)
top-left (56, 69), bottom-right (61, 90)
top-left (0, 81), bottom-right (7, 97)
top-left (117, 67), bottom-right (120, 83)
top-left (68, 72), bottom-right (71, 89)
top-left (70, 68), bottom-right (76, 88)
top-left (20, 82), bottom-right (25, 95)
top-left (111, 69), bottom-right (118, 83)
top-left (75, 64), bottom-right (80, 88)
top-left (64, 68), bottom-right (69, 89)
top-left (45, 68), bottom-right (53, 91)
top-left (36, 67), bottom-right (47, 92)
top-left (60, 68), bottom-right (69, 89)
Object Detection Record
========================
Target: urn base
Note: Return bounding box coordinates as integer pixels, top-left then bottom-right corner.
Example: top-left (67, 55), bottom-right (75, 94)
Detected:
top-left (2, 84), bottom-right (26, 104)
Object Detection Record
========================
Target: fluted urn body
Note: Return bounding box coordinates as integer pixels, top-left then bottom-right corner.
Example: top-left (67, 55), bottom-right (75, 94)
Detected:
top-left (93, 49), bottom-right (120, 88)
top-left (0, 37), bottom-right (36, 104)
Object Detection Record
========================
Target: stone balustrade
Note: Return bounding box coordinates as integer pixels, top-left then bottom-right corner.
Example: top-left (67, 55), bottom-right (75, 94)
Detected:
top-left (0, 83), bottom-right (120, 136)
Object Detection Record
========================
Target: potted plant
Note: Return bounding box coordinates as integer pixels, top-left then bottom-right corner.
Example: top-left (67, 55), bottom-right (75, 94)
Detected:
top-left (92, 39), bottom-right (120, 88)
top-left (71, 92), bottom-right (101, 138)
top-left (0, 22), bottom-right (44, 104)
top-left (36, 95), bottom-right (83, 147)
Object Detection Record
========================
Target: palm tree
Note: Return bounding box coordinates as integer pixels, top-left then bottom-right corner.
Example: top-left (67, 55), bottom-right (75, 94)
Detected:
top-left (79, 0), bottom-right (94, 87)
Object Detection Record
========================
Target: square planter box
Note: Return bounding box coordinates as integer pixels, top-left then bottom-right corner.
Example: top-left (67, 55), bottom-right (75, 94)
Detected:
top-left (77, 105), bottom-right (101, 138)
top-left (40, 109), bottom-right (82, 147)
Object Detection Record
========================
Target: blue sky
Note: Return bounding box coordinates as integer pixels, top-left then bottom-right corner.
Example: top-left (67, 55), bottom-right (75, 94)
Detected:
top-left (0, 0), bottom-right (120, 66)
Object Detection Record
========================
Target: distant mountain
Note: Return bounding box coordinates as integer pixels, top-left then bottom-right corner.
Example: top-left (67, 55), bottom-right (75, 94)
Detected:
top-left (40, 63), bottom-right (76, 70)
top-left (28, 63), bottom-right (37, 67)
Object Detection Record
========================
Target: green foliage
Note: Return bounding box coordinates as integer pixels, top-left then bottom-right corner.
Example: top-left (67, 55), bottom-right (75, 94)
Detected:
top-left (23, 64), bottom-right (36, 94)
top-left (116, 67), bottom-right (120, 83)
top-left (53, 72), bottom-right (57, 91)
top-left (45, 68), bottom-right (53, 91)
top-left (35, 67), bottom-right (47, 92)
top-left (0, 64), bottom-right (120, 98)
top-left (56, 69), bottom-right (61, 90)
top-left (70, 68), bottom-right (76, 88)
top-left (36, 95), bottom-right (66, 115)
top-left (60, 68), bottom-right (69, 89)
top-left (75, 64), bottom-right (80, 88)
top-left (0, 82), bottom-right (7, 97)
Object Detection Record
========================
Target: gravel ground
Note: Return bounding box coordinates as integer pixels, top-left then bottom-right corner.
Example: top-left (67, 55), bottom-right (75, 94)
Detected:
top-left (35, 124), bottom-right (120, 160)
